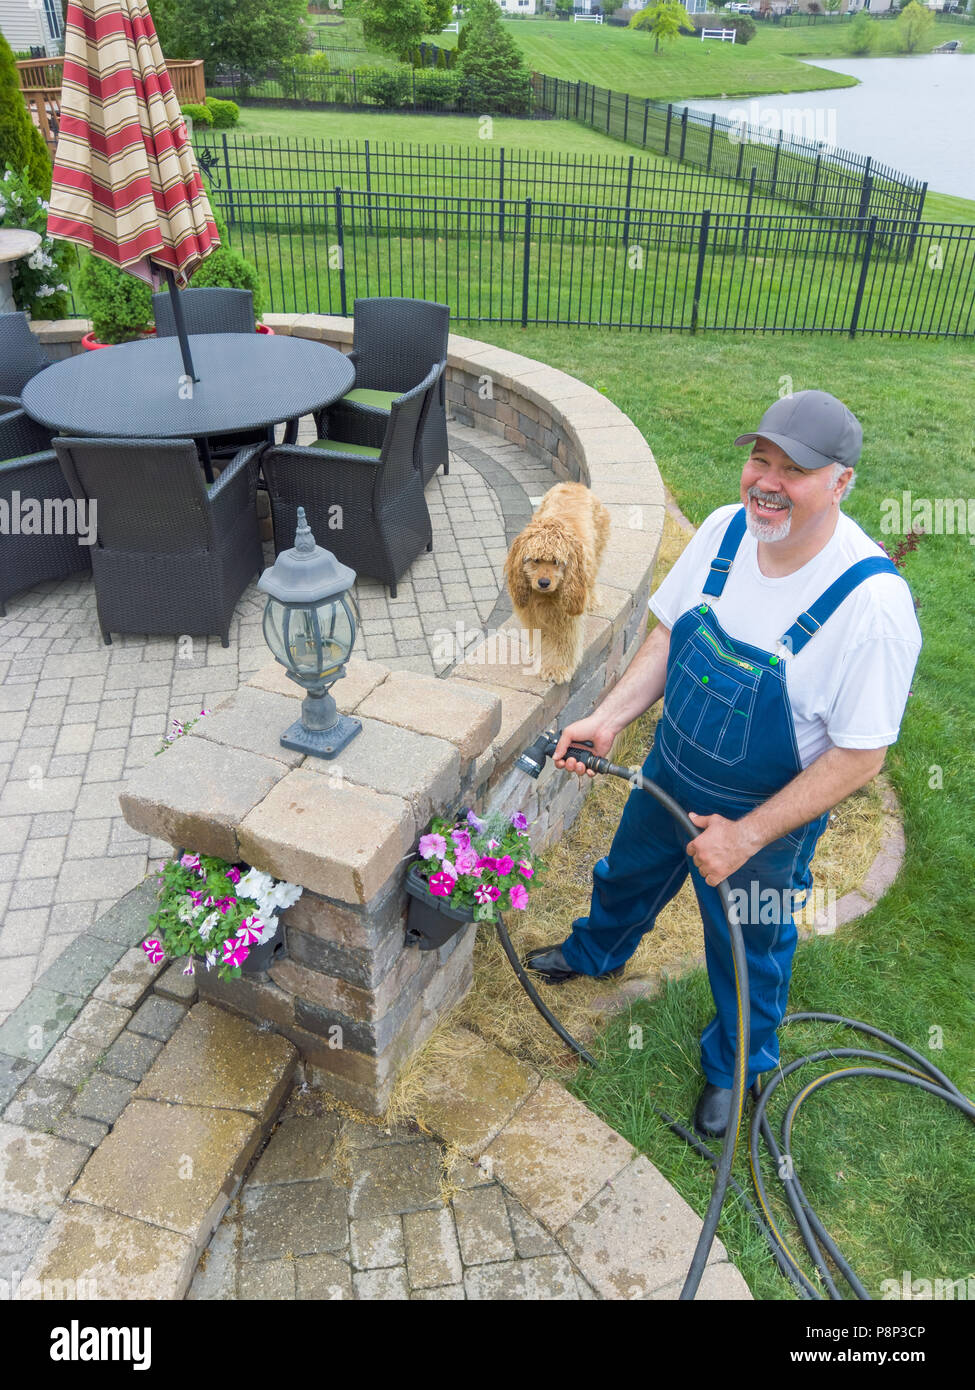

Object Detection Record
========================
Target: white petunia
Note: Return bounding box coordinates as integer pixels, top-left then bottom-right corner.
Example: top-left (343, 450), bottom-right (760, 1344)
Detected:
top-left (236, 867), bottom-right (274, 902)
top-left (197, 911), bottom-right (220, 941)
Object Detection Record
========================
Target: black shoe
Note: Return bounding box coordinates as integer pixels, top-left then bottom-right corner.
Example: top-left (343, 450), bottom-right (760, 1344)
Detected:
top-left (523, 944), bottom-right (624, 985)
top-left (693, 1083), bottom-right (743, 1139)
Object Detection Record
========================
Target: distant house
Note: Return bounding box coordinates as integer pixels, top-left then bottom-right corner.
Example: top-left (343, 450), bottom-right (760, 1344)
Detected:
top-left (0, 0), bottom-right (64, 56)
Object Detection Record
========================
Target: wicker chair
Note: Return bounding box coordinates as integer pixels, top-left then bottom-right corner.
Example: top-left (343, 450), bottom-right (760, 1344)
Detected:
top-left (261, 363), bottom-right (441, 599)
top-left (1, 405), bottom-right (90, 615)
top-left (151, 287), bottom-right (257, 338)
top-left (319, 297), bottom-right (449, 487)
top-left (0, 312), bottom-right (52, 400)
top-left (52, 437), bottom-right (265, 646)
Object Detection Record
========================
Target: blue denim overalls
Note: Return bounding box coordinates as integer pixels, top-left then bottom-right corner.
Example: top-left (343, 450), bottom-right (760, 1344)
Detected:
top-left (561, 505), bottom-right (903, 1086)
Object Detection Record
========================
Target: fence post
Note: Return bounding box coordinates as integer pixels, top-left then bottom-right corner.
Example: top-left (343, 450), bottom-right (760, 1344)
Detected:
top-left (857, 155), bottom-right (873, 220)
top-left (351, 69), bottom-right (356, 105)
top-left (292, 66), bottom-right (298, 102)
top-left (679, 107), bottom-right (688, 162)
top-left (770, 129), bottom-right (781, 199)
top-left (809, 149), bottom-right (821, 210)
top-left (642, 98), bottom-right (649, 149)
top-left (622, 155), bottom-right (634, 247)
top-left (848, 216), bottom-right (876, 339)
top-left (742, 166), bottom-right (756, 257)
top-left (607, 89), bottom-right (612, 136)
top-left (905, 181), bottom-right (927, 261)
top-left (735, 138), bottom-right (744, 181)
top-left (623, 92), bottom-right (629, 145)
top-left (412, 69), bottom-right (416, 109)
top-left (691, 209), bottom-right (710, 333)
top-left (707, 113), bottom-right (715, 173)
top-left (499, 146), bottom-right (505, 244)
top-left (334, 187), bottom-right (347, 318)
top-left (664, 103), bottom-right (672, 157)
top-left (221, 132), bottom-right (236, 227)
top-left (575, 80), bottom-right (581, 120)
top-left (364, 138), bottom-right (372, 233)
top-left (521, 198), bottom-right (532, 329)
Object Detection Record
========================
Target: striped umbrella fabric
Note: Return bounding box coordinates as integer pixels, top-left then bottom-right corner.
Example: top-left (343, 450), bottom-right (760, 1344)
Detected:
top-left (47, 0), bottom-right (218, 289)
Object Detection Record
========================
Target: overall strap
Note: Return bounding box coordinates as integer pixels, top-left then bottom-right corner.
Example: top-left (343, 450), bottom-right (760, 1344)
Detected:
top-left (782, 557), bottom-right (905, 656)
top-left (702, 506), bottom-right (748, 597)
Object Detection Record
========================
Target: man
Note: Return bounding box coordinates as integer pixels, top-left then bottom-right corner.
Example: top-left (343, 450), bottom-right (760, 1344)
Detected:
top-left (524, 390), bottom-right (922, 1138)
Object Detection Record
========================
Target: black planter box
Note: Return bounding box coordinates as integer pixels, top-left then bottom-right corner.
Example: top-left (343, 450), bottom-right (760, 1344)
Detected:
top-left (404, 861), bottom-right (475, 951)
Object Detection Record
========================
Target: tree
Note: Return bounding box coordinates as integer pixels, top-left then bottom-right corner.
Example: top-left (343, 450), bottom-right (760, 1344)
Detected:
top-left (845, 9), bottom-right (875, 54)
top-left (456, 0), bottom-right (532, 112)
top-left (151, 0), bottom-right (311, 80)
top-left (895, 0), bottom-right (935, 51)
top-left (0, 33), bottom-right (52, 196)
top-left (629, 1), bottom-right (692, 54)
top-left (361, 0), bottom-right (432, 61)
top-left (823, 0), bottom-right (843, 12)
top-left (423, 0), bottom-right (455, 32)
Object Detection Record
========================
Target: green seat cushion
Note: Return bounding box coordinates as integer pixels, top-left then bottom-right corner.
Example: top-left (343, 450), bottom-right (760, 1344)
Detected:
top-left (340, 387), bottom-right (400, 411)
top-left (311, 437), bottom-right (382, 459)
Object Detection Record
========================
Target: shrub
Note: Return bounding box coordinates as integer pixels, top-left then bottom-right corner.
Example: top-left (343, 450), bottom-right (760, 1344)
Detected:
top-left (413, 68), bottom-right (459, 108)
top-left (78, 254), bottom-right (154, 344)
top-left (355, 66), bottom-right (412, 107)
top-left (181, 102), bottom-right (213, 129)
top-left (0, 33), bottom-right (52, 196)
top-left (845, 10), bottom-right (875, 53)
top-left (456, 0), bottom-right (532, 114)
top-left (204, 96), bottom-right (240, 127)
top-left (0, 168), bottom-right (73, 320)
top-left (189, 242), bottom-right (265, 320)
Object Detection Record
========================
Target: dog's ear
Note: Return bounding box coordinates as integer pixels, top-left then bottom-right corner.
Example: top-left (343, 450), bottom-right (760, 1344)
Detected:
top-left (560, 531), bottom-right (595, 618)
top-left (504, 530), bottom-right (533, 609)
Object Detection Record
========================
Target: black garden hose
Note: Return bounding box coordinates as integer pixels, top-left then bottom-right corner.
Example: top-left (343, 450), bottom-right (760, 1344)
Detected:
top-left (505, 737), bottom-right (975, 1300)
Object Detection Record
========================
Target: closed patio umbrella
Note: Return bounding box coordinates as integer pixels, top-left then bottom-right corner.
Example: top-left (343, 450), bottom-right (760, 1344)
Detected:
top-left (46, 0), bottom-right (218, 381)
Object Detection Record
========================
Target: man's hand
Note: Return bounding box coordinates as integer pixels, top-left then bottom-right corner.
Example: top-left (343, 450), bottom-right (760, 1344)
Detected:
top-left (553, 717), bottom-right (618, 778)
top-left (685, 812), bottom-right (762, 886)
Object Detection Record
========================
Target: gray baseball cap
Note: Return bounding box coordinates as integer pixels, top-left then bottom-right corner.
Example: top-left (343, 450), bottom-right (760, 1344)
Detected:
top-left (734, 390), bottom-right (862, 471)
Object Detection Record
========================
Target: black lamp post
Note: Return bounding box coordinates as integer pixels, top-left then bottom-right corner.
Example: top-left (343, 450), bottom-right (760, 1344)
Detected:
top-left (258, 507), bottom-right (362, 758)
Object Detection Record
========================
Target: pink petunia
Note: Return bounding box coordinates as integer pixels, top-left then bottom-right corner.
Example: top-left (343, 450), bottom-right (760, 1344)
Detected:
top-left (455, 848), bottom-right (478, 876)
top-left (222, 937), bottom-right (249, 969)
top-left (440, 857), bottom-right (458, 880)
top-left (475, 856), bottom-right (497, 873)
top-left (466, 810), bottom-right (485, 832)
top-left (418, 833), bottom-right (447, 860)
top-left (429, 872), bottom-right (454, 897)
top-left (215, 896), bottom-right (237, 915)
top-left (518, 860), bottom-right (534, 879)
top-left (226, 866), bottom-right (241, 885)
top-left (451, 828), bottom-right (471, 853)
top-left (508, 883), bottom-right (529, 911)
top-left (511, 812), bottom-right (529, 832)
top-left (237, 916), bottom-right (265, 945)
top-left (488, 839), bottom-right (500, 850)
top-left (494, 855), bottom-right (514, 877)
top-left (142, 939), bottom-right (165, 963)
top-left (180, 853), bottom-right (201, 873)
top-left (474, 884), bottom-right (499, 905)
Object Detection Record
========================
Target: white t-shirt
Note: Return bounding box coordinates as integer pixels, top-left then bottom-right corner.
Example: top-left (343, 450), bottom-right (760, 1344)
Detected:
top-left (648, 504), bottom-right (922, 769)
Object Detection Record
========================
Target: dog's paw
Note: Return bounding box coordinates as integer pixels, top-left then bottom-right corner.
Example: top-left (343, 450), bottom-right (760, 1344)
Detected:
top-left (540, 663), bottom-right (575, 685)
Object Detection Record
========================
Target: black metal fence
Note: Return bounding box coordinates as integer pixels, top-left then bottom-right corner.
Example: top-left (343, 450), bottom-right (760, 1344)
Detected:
top-left (531, 74), bottom-right (927, 226)
top-left (204, 184), bottom-right (975, 338)
top-left (195, 133), bottom-right (925, 236)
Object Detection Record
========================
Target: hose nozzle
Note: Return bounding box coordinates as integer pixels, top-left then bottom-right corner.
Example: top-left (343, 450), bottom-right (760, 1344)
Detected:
top-left (515, 728), bottom-right (609, 778)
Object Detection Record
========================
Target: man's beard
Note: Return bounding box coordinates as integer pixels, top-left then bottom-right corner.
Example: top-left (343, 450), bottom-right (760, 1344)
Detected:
top-left (745, 486), bottom-right (793, 542)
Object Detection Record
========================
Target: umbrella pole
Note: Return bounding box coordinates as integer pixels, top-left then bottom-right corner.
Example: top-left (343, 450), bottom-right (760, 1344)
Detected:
top-left (163, 267), bottom-right (199, 383)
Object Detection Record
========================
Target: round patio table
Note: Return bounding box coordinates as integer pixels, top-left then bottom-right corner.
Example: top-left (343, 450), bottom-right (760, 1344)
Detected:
top-left (22, 332), bottom-right (356, 478)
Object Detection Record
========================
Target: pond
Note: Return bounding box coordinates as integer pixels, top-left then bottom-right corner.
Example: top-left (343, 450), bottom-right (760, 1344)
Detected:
top-left (675, 55), bottom-right (975, 203)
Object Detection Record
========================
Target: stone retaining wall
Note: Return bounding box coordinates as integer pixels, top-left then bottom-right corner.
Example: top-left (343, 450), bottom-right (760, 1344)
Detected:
top-left (43, 317), bottom-right (664, 1115)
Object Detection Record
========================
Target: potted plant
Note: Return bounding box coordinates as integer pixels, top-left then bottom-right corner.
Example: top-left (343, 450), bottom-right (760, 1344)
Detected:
top-left (404, 807), bottom-right (544, 951)
top-left (143, 852), bottom-right (302, 979)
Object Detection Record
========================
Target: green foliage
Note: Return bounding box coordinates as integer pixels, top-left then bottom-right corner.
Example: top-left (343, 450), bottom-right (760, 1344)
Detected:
top-left (456, 0), bottom-right (532, 114)
top-left (204, 96), bottom-right (241, 127)
top-left (0, 168), bottom-right (72, 320)
top-left (845, 10), bottom-right (875, 55)
top-left (895, 0), bottom-right (935, 51)
top-left (78, 255), bottom-right (154, 345)
top-left (413, 68), bottom-right (459, 108)
top-left (0, 33), bottom-right (53, 197)
top-left (190, 242), bottom-right (265, 319)
top-left (355, 65), bottom-right (413, 106)
top-left (361, 0), bottom-right (432, 61)
top-left (152, 0), bottom-right (312, 80)
top-left (631, 2), bottom-right (693, 54)
top-left (423, 0), bottom-right (455, 33)
top-left (181, 102), bottom-right (213, 129)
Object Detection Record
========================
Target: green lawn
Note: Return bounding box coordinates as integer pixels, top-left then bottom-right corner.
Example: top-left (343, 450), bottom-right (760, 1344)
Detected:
top-left (455, 324), bottom-right (975, 1299)
top-left (746, 12), bottom-right (974, 59)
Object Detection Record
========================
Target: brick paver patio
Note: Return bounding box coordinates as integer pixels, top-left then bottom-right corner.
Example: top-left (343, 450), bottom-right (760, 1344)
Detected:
top-left (0, 421), bottom-right (553, 1026)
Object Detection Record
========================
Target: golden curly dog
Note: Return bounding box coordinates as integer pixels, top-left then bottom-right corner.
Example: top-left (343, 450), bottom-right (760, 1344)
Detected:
top-left (504, 482), bottom-right (611, 684)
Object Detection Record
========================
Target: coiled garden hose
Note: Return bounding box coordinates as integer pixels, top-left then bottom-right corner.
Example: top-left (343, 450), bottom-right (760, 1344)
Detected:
top-left (509, 731), bottom-right (975, 1301)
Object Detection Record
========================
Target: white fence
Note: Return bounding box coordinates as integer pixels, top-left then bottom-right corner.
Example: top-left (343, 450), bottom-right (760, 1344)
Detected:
top-left (700, 27), bottom-right (736, 42)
